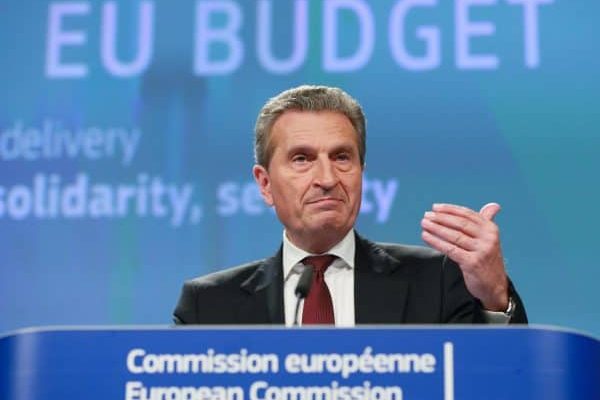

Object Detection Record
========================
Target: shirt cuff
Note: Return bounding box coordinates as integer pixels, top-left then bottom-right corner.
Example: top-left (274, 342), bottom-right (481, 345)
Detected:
top-left (482, 309), bottom-right (511, 324)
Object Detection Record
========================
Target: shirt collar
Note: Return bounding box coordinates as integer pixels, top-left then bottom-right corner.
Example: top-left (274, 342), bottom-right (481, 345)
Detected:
top-left (282, 229), bottom-right (355, 279)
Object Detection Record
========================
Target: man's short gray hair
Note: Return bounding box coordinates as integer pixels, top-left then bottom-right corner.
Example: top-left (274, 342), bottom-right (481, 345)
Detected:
top-left (254, 85), bottom-right (366, 168)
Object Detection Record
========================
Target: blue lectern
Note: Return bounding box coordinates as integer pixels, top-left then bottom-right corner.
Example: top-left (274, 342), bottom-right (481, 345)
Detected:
top-left (1, 326), bottom-right (599, 400)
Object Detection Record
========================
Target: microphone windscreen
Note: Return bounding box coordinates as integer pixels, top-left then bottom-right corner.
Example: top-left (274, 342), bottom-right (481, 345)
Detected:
top-left (295, 266), bottom-right (313, 299)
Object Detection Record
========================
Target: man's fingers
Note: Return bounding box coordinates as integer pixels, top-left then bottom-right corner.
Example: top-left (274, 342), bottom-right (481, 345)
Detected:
top-left (479, 202), bottom-right (501, 221)
top-left (424, 211), bottom-right (480, 237)
top-left (432, 203), bottom-right (482, 223)
top-left (421, 218), bottom-right (478, 251)
top-left (421, 231), bottom-right (471, 266)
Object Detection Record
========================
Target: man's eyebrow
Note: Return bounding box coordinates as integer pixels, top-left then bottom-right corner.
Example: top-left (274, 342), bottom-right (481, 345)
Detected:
top-left (285, 143), bottom-right (357, 156)
top-left (286, 145), bottom-right (314, 155)
top-left (330, 144), bottom-right (357, 154)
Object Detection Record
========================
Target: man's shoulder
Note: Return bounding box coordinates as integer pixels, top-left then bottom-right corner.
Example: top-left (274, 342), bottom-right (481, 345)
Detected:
top-left (174, 257), bottom-right (277, 324)
top-left (184, 259), bottom-right (267, 289)
top-left (357, 233), bottom-right (444, 263)
top-left (353, 233), bottom-right (452, 279)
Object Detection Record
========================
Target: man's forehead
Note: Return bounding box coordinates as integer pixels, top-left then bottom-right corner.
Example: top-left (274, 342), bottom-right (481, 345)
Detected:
top-left (271, 110), bottom-right (356, 138)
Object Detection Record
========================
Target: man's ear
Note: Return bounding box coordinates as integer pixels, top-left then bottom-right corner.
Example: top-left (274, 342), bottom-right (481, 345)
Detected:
top-left (252, 164), bottom-right (274, 206)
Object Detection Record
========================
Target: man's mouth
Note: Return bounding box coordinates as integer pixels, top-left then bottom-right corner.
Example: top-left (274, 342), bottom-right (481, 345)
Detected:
top-left (307, 197), bottom-right (343, 205)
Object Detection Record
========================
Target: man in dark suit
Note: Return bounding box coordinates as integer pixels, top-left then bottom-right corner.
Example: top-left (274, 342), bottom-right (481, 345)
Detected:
top-left (174, 85), bottom-right (527, 326)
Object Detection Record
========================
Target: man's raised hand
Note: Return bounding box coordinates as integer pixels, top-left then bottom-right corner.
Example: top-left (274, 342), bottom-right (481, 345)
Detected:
top-left (421, 202), bottom-right (509, 311)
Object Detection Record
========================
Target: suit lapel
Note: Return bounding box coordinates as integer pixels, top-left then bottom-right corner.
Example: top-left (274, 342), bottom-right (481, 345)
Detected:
top-left (238, 248), bottom-right (285, 324)
top-left (354, 234), bottom-right (409, 324)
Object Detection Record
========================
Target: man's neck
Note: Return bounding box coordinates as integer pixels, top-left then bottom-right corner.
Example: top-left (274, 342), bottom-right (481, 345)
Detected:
top-left (282, 229), bottom-right (356, 279)
top-left (284, 229), bottom-right (353, 254)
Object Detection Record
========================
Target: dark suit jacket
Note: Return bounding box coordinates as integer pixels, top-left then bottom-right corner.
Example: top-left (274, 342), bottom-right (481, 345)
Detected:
top-left (173, 233), bottom-right (527, 324)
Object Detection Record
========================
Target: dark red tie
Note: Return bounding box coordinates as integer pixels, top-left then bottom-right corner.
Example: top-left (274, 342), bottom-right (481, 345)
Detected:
top-left (302, 255), bottom-right (336, 325)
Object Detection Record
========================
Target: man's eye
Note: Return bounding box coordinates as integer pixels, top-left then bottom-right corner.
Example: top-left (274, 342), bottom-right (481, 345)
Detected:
top-left (336, 153), bottom-right (350, 161)
top-left (292, 154), bottom-right (308, 163)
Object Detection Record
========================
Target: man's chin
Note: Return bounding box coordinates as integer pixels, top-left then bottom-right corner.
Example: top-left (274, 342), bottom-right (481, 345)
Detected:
top-left (288, 217), bottom-right (353, 252)
top-left (307, 216), bottom-right (351, 236)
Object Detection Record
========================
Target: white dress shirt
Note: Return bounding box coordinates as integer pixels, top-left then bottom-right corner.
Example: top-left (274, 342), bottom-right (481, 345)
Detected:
top-left (283, 229), bottom-right (356, 327)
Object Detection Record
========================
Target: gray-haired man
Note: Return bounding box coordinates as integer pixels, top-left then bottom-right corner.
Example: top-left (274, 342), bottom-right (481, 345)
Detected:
top-left (174, 85), bottom-right (527, 326)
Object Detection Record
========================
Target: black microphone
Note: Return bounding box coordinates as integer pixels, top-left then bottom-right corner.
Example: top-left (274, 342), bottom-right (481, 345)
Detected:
top-left (293, 265), bottom-right (314, 326)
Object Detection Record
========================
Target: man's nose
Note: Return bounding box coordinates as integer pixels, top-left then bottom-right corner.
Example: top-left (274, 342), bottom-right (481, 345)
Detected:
top-left (313, 157), bottom-right (339, 190)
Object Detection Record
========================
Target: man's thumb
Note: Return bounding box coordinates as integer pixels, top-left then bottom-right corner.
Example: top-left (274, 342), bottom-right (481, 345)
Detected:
top-left (480, 202), bottom-right (501, 220)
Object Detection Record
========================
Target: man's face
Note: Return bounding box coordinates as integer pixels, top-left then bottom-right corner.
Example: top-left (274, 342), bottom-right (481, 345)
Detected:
top-left (253, 110), bottom-right (363, 252)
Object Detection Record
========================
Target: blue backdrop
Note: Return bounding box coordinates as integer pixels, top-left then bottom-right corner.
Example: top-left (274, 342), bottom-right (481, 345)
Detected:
top-left (1, 0), bottom-right (598, 337)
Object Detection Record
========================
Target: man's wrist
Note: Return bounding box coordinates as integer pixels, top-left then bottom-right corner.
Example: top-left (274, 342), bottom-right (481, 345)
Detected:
top-left (481, 296), bottom-right (515, 324)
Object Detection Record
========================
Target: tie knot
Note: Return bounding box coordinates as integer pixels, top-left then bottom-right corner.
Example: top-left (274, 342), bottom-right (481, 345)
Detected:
top-left (303, 255), bottom-right (336, 273)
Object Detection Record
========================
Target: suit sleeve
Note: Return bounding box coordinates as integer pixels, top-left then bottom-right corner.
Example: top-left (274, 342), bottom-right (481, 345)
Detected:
top-left (441, 256), bottom-right (486, 323)
top-left (507, 279), bottom-right (528, 323)
top-left (441, 255), bottom-right (528, 324)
